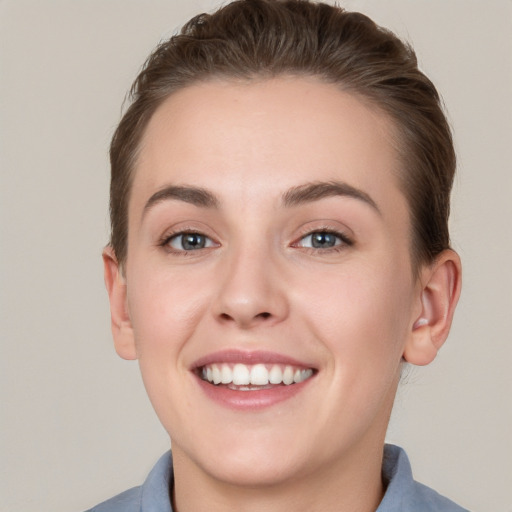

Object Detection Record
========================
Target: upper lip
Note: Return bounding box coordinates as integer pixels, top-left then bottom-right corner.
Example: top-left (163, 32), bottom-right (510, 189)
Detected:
top-left (190, 349), bottom-right (317, 370)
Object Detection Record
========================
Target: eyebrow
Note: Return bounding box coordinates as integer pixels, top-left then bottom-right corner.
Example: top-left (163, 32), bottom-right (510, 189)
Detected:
top-left (142, 184), bottom-right (219, 219)
top-left (282, 180), bottom-right (381, 214)
top-left (142, 179), bottom-right (380, 220)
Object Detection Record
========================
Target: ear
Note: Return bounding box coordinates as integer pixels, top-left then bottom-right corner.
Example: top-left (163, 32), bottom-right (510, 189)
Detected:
top-left (403, 250), bottom-right (462, 366)
top-left (102, 246), bottom-right (137, 360)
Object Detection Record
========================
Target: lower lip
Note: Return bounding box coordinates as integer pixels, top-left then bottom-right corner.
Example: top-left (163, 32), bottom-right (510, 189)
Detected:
top-left (195, 375), bottom-right (314, 410)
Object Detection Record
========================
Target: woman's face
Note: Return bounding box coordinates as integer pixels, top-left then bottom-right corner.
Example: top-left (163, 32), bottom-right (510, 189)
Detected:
top-left (118, 77), bottom-right (424, 486)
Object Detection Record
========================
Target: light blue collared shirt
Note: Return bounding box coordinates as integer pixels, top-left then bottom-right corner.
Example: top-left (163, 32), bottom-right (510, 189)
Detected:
top-left (86, 444), bottom-right (469, 511)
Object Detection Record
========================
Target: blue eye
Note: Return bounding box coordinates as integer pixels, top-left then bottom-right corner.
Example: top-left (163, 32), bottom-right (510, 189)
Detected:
top-left (298, 231), bottom-right (347, 249)
top-left (168, 232), bottom-right (215, 251)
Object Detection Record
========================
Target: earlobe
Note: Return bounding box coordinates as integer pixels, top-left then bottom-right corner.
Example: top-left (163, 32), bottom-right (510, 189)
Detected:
top-left (403, 250), bottom-right (462, 366)
top-left (102, 246), bottom-right (138, 360)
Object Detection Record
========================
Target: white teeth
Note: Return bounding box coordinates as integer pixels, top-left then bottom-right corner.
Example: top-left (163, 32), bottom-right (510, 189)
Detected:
top-left (232, 363), bottom-right (250, 385)
top-left (221, 364), bottom-right (232, 384)
top-left (250, 364), bottom-right (269, 385)
top-left (201, 362), bottom-right (314, 387)
top-left (269, 365), bottom-right (283, 384)
top-left (302, 369), bottom-right (313, 381)
top-left (212, 364), bottom-right (222, 385)
top-left (282, 366), bottom-right (294, 385)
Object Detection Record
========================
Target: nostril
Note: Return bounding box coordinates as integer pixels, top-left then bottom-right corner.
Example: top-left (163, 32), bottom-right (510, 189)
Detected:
top-left (220, 311), bottom-right (272, 321)
top-left (219, 312), bottom-right (270, 321)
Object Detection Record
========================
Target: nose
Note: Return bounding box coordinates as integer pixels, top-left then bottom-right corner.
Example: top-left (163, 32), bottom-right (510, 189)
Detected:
top-left (212, 245), bottom-right (289, 329)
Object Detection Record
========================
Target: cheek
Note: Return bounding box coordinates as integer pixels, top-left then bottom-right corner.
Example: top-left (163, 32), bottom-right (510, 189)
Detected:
top-left (124, 263), bottom-right (212, 432)
top-left (295, 258), bottom-right (414, 366)
top-left (282, 258), bottom-right (415, 450)
top-left (126, 262), bottom-right (211, 359)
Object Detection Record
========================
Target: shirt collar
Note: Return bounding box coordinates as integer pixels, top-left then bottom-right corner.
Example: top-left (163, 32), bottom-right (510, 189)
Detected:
top-left (140, 451), bottom-right (174, 511)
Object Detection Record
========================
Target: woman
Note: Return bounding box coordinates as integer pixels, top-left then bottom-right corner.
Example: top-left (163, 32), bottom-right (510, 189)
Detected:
top-left (91, 0), bottom-right (465, 510)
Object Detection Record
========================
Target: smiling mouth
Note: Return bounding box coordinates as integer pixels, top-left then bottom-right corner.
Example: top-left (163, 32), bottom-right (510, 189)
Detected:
top-left (198, 363), bottom-right (315, 391)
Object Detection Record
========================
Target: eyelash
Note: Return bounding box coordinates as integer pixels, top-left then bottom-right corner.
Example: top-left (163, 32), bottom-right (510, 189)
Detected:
top-left (159, 227), bottom-right (353, 255)
top-left (292, 228), bottom-right (354, 253)
top-left (159, 230), bottom-right (218, 255)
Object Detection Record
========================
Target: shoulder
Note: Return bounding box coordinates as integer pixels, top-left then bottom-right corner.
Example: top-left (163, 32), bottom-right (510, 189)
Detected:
top-left (84, 486), bottom-right (142, 512)
top-left (410, 480), bottom-right (469, 512)
top-left (378, 444), bottom-right (469, 512)
top-left (84, 451), bottom-right (174, 512)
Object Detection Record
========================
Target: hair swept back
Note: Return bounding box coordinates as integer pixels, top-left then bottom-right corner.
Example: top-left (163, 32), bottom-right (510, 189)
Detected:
top-left (109, 0), bottom-right (455, 270)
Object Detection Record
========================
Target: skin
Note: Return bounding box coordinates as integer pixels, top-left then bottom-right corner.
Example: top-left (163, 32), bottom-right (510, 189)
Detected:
top-left (104, 77), bottom-right (461, 512)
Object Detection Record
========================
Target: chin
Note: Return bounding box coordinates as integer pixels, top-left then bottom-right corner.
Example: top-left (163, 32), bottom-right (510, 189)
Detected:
top-left (174, 427), bottom-right (314, 488)
top-left (204, 451), bottom-right (307, 488)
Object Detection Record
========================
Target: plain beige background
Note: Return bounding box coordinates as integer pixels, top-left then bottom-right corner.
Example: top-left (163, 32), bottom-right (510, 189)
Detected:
top-left (1, 1), bottom-right (511, 511)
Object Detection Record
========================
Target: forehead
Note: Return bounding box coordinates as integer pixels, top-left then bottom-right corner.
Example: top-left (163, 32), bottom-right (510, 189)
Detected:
top-left (132, 76), bottom-right (407, 223)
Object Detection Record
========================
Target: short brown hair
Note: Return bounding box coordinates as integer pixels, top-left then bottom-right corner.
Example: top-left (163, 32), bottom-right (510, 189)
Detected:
top-left (109, 0), bottom-right (455, 268)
